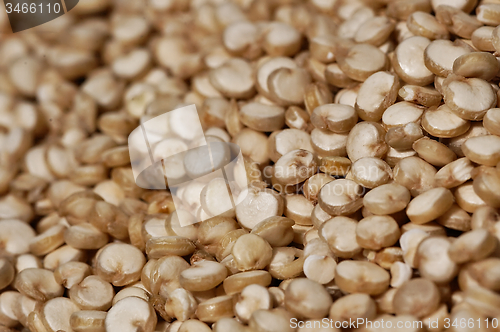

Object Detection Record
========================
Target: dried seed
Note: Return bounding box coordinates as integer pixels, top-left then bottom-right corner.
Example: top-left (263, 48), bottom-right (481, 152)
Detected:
top-left (95, 243), bottom-right (146, 287)
top-left (284, 278), bottom-right (332, 319)
top-left (393, 36), bottom-right (434, 86)
top-left (319, 217), bottom-right (361, 259)
top-left (335, 260), bottom-right (390, 295)
top-left (393, 278), bottom-right (440, 318)
top-left (355, 71), bottom-right (399, 122)
top-left (70, 310), bottom-right (106, 332)
top-left (105, 297), bottom-right (156, 332)
top-left (417, 236), bottom-right (458, 283)
top-left (407, 11), bottom-right (449, 40)
top-left (356, 215), bottom-right (401, 250)
top-left (179, 261), bottom-right (227, 292)
top-left (251, 216), bottom-right (295, 247)
top-left (337, 44), bottom-right (388, 82)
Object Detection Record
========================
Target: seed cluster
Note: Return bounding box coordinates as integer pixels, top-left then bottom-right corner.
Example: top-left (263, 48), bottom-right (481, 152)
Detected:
top-left (2, 0), bottom-right (500, 331)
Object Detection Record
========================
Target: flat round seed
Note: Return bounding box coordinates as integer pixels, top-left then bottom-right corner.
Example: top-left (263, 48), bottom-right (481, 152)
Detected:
top-left (69, 275), bottom-right (114, 311)
top-left (435, 5), bottom-right (482, 39)
top-left (462, 135), bottom-right (500, 166)
top-left (346, 122), bottom-right (388, 162)
top-left (197, 217), bottom-right (238, 246)
top-left (70, 310), bottom-right (106, 332)
top-left (390, 262), bottom-right (413, 288)
top-left (105, 297), bottom-right (156, 332)
top-left (303, 255), bottom-right (337, 285)
top-left (40, 297), bottom-right (81, 332)
top-left (64, 223), bottom-right (108, 250)
top-left (337, 44), bottom-right (388, 82)
top-left (15, 253), bottom-right (42, 273)
top-left (412, 137), bottom-right (457, 167)
top-left (215, 229), bottom-right (249, 262)
top-left (303, 174), bottom-right (334, 203)
top-left (209, 58), bottom-right (255, 99)
top-left (393, 36), bottom-right (434, 86)
top-left (473, 167), bottom-right (500, 208)
top-left (453, 52), bottom-right (500, 81)
top-left (196, 295), bottom-right (234, 323)
top-left (335, 261), bottom-right (390, 295)
top-left (256, 57), bottom-right (297, 98)
top-left (398, 85), bottom-right (442, 107)
top-left (14, 268), bottom-right (64, 302)
top-left (268, 67), bottom-right (311, 106)
top-left (284, 278), bottom-right (333, 319)
top-left (308, 35), bottom-right (337, 63)
top-left (223, 270), bottom-right (272, 296)
top-left (407, 11), bottom-right (449, 40)
top-left (385, 123), bottom-right (423, 151)
top-left (223, 21), bottom-right (261, 58)
top-left (262, 22), bottom-right (302, 57)
top-left (235, 187), bottom-right (284, 230)
top-left (455, 182), bottom-right (487, 213)
top-left (304, 82), bottom-right (333, 115)
top-left (483, 108), bottom-right (500, 136)
top-left (424, 40), bottom-right (472, 77)
top-left (318, 179), bottom-right (364, 216)
top-left (284, 194), bottom-right (314, 226)
top-left (468, 258), bottom-right (500, 291)
top-left (472, 26), bottom-right (496, 51)
top-left (179, 261), bottom-right (228, 292)
top-left (54, 262), bottom-right (92, 289)
top-left (233, 129), bottom-right (269, 165)
top-left (382, 101), bottom-right (425, 129)
top-left (324, 63), bottom-right (358, 89)
top-left (319, 216), bottom-right (361, 258)
top-left (95, 243), bottom-right (146, 287)
top-left (272, 149), bottom-right (318, 189)
top-left (239, 102), bottom-right (285, 132)
top-left (350, 157), bottom-right (392, 189)
top-left (29, 223), bottom-right (66, 257)
top-left (437, 204), bottom-right (472, 231)
top-left (235, 285), bottom-right (271, 323)
top-left (146, 236), bottom-right (196, 259)
top-left (477, 3), bottom-right (500, 26)
top-left (0, 219), bottom-right (36, 256)
top-left (471, 206), bottom-right (500, 230)
top-left (363, 183), bottom-right (411, 215)
top-left (329, 293), bottom-right (376, 325)
top-left (337, 6), bottom-right (375, 38)
top-left (232, 234), bottom-right (273, 271)
top-left (449, 229), bottom-right (497, 264)
top-left (421, 105), bottom-right (470, 138)
top-left (354, 16), bottom-right (395, 46)
top-left (249, 309), bottom-right (295, 332)
top-left (393, 278), bottom-right (440, 318)
top-left (406, 187), bottom-right (455, 224)
top-left (43, 245), bottom-right (86, 271)
top-left (416, 236), bottom-right (458, 283)
top-left (356, 215), bottom-right (401, 250)
top-left (319, 156), bottom-right (352, 177)
top-left (310, 129), bottom-right (348, 158)
top-left (285, 106), bottom-right (310, 131)
top-left (0, 259), bottom-right (14, 291)
top-left (431, 0), bottom-right (477, 13)
top-left (268, 129), bottom-right (314, 163)
top-left (311, 104), bottom-right (358, 133)
top-left (393, 156), bottom-right (437, 196)
top-left (355, 71), bottom-right (399, 122)
top-left (200, 178), bottom-right (235, 219)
